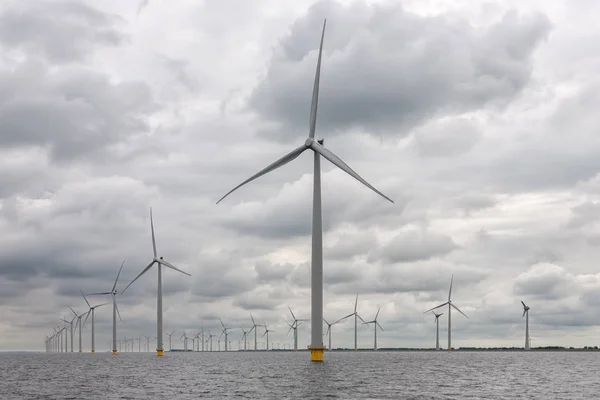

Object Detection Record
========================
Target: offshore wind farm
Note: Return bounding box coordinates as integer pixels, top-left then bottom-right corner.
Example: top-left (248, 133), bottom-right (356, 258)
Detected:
top-left (3, 0), bottom-right (600, 399)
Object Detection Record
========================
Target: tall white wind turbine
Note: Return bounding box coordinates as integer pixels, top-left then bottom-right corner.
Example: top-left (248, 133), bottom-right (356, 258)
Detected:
top-left (423, 275), bottom-right (469, 352)
top-left (364, 307), bottom-right (383, 351)
top-left (522, 301), bottom-right (531, 350)
top-left (87, 261), bottom-right (124, 355)
top-left (81, 291), bottom-right (109, 354)
top-left (122, 208), bottom-right (191, 356)
top-left (216, 20), bottom-right (393, 361)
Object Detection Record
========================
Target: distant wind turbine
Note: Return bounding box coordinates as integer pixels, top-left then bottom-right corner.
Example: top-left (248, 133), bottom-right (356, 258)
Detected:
top-left (87, 260), bottom-right (124, 355)
top-left (240, 326), bottom-right (249, 351)
top-left (180, 332), bottom-right (189, 351)
top-left (81, 291), bottom-right (109, 354)
top-left (122, 208), bottom-right (191, 356)
top-left (60, 314), bottom-right (76, 352)
top-left (364, 307), bottom-right (383, 351)
top-left (522, 301), bottom-right (531, 350)
top-left (288, 307), bottom-right (308, 351)
top-left (339, 294), bottom-right (365, 352)
top-left (323, 316), bottom-right (345, 351)
top-left (431, 311), bottom-right (443, 350)
top-left (69, 306), bottom-right (86, 353)
top-left (166, 330), bottom-right (176, 351)
top-left (206, 331), bottom-right (215, 352)
top-left (248, 313), bottom-right (262, 351)
top-left (216, 19), bottom-right (393, 362)
top-left (220, 319), bottom-right (235, 352)
top-left (423, 275), bottom-right (469, 352)
top-left (262, 322), bottom-right (274, 350)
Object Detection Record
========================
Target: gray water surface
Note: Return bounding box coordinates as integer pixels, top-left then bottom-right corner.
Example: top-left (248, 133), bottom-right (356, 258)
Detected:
top-left (0, 351), bottom-right (597, 399)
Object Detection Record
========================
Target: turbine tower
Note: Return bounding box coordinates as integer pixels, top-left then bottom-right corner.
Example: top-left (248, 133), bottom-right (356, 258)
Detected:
top-left (432, 312), bottom-right (443, 350)
top-left (423, 275), bottom-right (469, 352)
top-left (81, 291), bottom-right (108, 354)
top-left (339, 294), bottom-right (365, 352)
top-left (216, 19), bottom-right (393, 361)
top-left (522, 301), bottom-right (531, 350)
top-left (364, 307), bottom-right (383, 351)
top-left (122, 208), bottom-right (191, 356)
top-left (87, 261), bottom-right (124, 355)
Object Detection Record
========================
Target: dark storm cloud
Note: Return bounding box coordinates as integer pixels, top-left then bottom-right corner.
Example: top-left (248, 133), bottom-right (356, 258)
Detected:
top-left (0, 1), bottom-right (124, 63)
top-left (0, 63), bottom-right (155, 162)
top-left (369, 228), bottom-right (459, 263)
top-left (249, 1), bottom-right (551, 140)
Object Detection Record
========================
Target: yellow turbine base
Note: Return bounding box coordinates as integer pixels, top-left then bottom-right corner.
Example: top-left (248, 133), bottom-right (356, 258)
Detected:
top-left (112, 350), bottom-right (117, 355)
top-left (91, 350), bottom-right (95, 354)
top-left (448, 349), bottom-right (452, 353)
top-left (157, 349), bottom-right (164, 357)
top-left (308, 345), bottom-right (325, 362)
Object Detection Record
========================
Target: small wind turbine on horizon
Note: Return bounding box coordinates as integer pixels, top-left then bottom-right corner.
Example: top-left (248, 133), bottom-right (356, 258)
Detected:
top-left (248, 313), bottom-right (262, 351)
top-left (220, 319), bottom-right (235, 352)
top-left (338, 294), bottom-right (365, 352)
top-left (216, 19), bottom-right (393, 362)
top-left (323, 316), bottom-right (345, 351)
top-left (180, 332), bottom-right (189, 351)
top-left (364, 307), bottom-right (383, 351)
top-left (522, 301), bottom-right (531, 350)
top-left (288, 307), bottom-right (308, 351)
top-left (69, 306), bottom-right (86, 353)
top-left (206, 331), bottom-right (215, 351)
top-left (431, 311), bottom-right (443, 350)
top-left (87, 261), bottom-right (124, 355)
top-left (262, 322), bottom-right (274, 350)
top-left (122, 208), bottom-right (191, 356)
top-left (81, 291), bottom-right (109, 354)
top-left (240, 326), bottom-right (249, 351)
top-left (166, 330), bottom-right (176, 351)
top-left (60, 314), bottom-right (76, 353)
top-left (423, 275), bottom-right (469, 352)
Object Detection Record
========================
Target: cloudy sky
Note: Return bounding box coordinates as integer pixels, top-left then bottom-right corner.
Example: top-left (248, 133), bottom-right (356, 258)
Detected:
top-left (2, 0), bottom-right (600, 352)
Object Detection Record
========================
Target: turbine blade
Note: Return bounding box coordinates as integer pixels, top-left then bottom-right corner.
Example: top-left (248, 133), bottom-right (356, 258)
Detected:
top-left (68, 306), bottom-right (78, 317)
top-left (357, 314), bottom-right (367, 324)
top-left (451, 303), bottom-right (469, 319)
top-left (448, 274), bottom-right (454, 301)
top-left (375, 307), bottom-right (380, 321)
top-left (287, 324), bottom-right (293, 335)
top-left (354, 293), bottom-right (358, 312)
top-left (95, 302), bottom-right (110, 308)
top-left (112, 260), bottom-right (125, 293)
top-left (250, 313), bottom-right (256, 325)
top-left (122, 260), bottom-right (156, 294)
top-left (87, 292), bottom-right (112, 296)
top-left (308, 19), bottom-right (326, 140)
top-left (522, 309), bottom-right (526, 318)
top-left (335, 314), bottom-right (354, 324)
top-left (288, 306), bottom-right (297, 321)
top-left (261, 331), bottom-right (267, 338)
top-left (323, 317), bottom-right (329, 326)
top-left (310, 141), bottom-right (393, 203)
top-left (81, 290), bottom-right (91, 308)
top-left (216, 144), bottom-right (308, 204)
top-left (158, 258), bottom-right (191, 276)
top-left (423, 302), bottom-right (449, 314)
top-left (377, 322), bottom-right (384, 331)
top-left (83, 310), bottom-right (90, 328)
top-left (150, 207), bottom-right (157, 258)
top-left (116, 302), bottom-right (122, 322)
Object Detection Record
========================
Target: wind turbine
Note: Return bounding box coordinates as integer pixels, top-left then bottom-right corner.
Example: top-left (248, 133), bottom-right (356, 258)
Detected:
top-left (216, 19), bottom-right (393, 362)
top-left (423, 275), bottom-right (469, 352)
top-left (87, 261), bottom-right (124, 355)
top-left (219, 319), bottom-right (235, 352)
top-left (522, 301), bottom-right (531, 350)
top-left (288, 307), bottom-right (308, 351)
top-left (81, 291), bottom-right (109, 354)
top-left (339, 294), bottom-right (365, 352)
top-left (180, 332), bottom-right (189, 351)
top-left (166, 330), bottom-right (176, 351)
top-left (323, 316), bottom-right (346, 351)
top-left (69, 306), bottom-right (86, 353)
top-left (122, 208), bottom-right (191, 356)
top-left (206, 331), bottom-right (214, 352)
top-left (248, 313), bottom-right (262, 351)
top-left (262, 322), bottom-right (274, 350)
top-left (240, 326), bottom-right (249, 351)
top-left (60, 314), bottom-right (76, 352)
top-left (431, 312), bottom-right (443, 350)
top-left (364, 307), bottom-right (383, 351)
